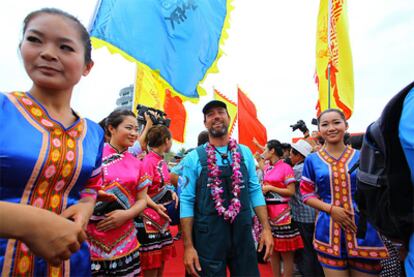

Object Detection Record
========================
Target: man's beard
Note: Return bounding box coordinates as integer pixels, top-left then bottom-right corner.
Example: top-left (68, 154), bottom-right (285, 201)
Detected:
top-left (208, 124), bottom-right (228, 138)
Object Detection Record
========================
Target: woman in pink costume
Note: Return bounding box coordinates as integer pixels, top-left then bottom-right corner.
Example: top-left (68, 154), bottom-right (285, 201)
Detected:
top-left (262, 139), bottom-right (303, 277)
top-left (136, 125), bottom-right (177, 277)
top-left (87, 109), bottom-right (148, 276)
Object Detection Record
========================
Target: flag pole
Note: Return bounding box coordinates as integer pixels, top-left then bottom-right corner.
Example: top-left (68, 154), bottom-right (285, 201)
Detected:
top-left (327, 0), bottom-right (332, 109)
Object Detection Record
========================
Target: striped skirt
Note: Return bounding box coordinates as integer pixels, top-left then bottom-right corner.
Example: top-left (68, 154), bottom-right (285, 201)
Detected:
top-left (135, 217), bottom-right (176, 270)
top-left (267, 203), bottom-right (304, 252)
top-left (91, 249), bottom-right (141, 277)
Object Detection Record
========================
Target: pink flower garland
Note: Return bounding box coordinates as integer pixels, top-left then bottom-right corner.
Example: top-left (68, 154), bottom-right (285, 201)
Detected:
top-left (206, 138), bottom-right (243, 223)
top-left (252, 215), bottom-right (263, 243)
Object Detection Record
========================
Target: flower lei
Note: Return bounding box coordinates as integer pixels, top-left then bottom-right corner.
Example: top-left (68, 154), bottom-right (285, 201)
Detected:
top-left (252, 215), bottom-right (263, 243)
top-left (206, 138), bottom-right (243, 223)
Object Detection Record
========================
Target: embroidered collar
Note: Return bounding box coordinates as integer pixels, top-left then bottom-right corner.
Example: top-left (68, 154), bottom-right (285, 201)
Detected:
top-left (25, 92), bottom-right (81, 131)
top-left (108, 143), bottom-right (128, 154)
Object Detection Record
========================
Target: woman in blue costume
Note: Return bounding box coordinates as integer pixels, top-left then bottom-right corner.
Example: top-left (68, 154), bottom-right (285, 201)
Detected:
top-left (0, 8), bottom-right (103, 276)
top-left (300, 109), bottom-right (388, 277)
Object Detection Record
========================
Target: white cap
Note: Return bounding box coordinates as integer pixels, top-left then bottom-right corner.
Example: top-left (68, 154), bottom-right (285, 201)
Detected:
top-left (292, 139), bottom-right (312, 157)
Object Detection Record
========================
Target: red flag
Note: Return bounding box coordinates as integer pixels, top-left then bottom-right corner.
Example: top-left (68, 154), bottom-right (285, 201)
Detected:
top-left (237, 88), bottom-right (267, 154)
top-left (214, 89), bottom-right (238, 135)
top-left (164, 89), bottom-right (186, 143)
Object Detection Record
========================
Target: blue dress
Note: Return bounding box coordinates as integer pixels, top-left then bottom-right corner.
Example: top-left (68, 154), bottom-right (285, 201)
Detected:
top-left (0, 92), bottom-right (104, 277)
top-left (300, 147), bottom-right (388, 264)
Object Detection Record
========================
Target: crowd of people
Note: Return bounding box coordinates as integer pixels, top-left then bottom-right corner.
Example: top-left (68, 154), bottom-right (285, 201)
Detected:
top-left (0, 7), bottom-right (413, 277)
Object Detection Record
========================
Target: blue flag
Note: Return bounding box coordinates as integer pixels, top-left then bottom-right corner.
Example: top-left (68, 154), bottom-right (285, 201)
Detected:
top-left (90, 0), bottom-right (230, 99)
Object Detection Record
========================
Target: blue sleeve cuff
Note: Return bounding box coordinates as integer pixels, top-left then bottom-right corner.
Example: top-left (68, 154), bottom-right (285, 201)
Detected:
top-left (250, 191), bottom-right (266, 207)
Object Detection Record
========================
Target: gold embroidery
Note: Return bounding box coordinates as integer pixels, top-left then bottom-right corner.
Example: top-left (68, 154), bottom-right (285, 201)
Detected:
top-left (8, 92), bottom-right (84, 277)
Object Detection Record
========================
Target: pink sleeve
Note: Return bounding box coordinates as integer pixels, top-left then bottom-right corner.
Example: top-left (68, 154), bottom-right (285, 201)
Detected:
top-left (80, 166), bottom-right (102, 200)
top-left (283, 164), bottom-right (296, 186)
top-left (300, 177), bottom-right (318, 203)
top-left (136, 164), bottom-right (150, 192)
top-left (138, 158), bottom-right (154, 191)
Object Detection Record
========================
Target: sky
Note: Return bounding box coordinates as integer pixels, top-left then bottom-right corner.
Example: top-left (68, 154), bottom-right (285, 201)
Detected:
top-left (1, 0), bottom-right (413, 151)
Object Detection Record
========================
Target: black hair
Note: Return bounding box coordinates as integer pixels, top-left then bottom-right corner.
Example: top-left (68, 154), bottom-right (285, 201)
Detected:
top-left (317, 108), bottom-right (348, 127)
top-left (197, 130), bottom-right (209, 146)
top-left (146, 125), bottom-right (172, 148)
top-left (22, 8), bottom-right (92, 63)
top-left (281, 143), bottom-right (291, 150)
top-left (317, 135), bottom-right (325, 145)
top-left (98, 117), bottom-right (110, 138)
top-left (105, 109), bottom-right (136, 136)
top-left (344, 132), bottom-right (351, 145)
top-left (266, 139), bottom-right (284, 157)
top-left (291, 147), bottom-right (305, 158)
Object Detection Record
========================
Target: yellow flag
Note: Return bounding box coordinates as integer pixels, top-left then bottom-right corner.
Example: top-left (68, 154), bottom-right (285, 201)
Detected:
top-left (133, 63), bottom-right (168, 111)
top-left (315, 0), bottom-right (354, 119)
top-left (133, 63), bottom-right (187, 143)
top-left (213, 89), bottom-right (237, 135)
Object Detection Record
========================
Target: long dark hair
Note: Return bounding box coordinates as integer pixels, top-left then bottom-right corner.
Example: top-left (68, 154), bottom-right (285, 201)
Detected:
top-left (266, 139), bottom-right (284, 157)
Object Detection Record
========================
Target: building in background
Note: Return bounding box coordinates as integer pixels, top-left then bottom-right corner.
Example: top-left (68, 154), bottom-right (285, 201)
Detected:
top-left (116, 85), bottom-right (134, 110)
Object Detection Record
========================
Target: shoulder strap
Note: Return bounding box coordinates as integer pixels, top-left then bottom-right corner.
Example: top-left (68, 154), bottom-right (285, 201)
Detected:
top-left (237, 145), bottom-right (245, 164)
top-left (380, 82), bottom-right (414, 172)
top-left (196, 145), bottom-right (208, 168)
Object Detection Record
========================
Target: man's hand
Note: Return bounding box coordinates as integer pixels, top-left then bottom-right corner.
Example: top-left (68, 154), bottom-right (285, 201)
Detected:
top-left (184, 246), bottom-right (202, 277)
top-left (258, 227), bottom-right (274, 262)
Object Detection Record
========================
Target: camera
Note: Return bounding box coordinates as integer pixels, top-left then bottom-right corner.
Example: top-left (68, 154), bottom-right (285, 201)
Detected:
top-left (290, 120), bottom-right (309, 134)
top-left (136, 104), bottom-right (171, 127)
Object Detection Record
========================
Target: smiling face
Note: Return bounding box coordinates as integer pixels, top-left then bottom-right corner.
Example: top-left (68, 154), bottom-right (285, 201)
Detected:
top-left (318, 110), bottom-right (348, 145)
top-left (109, 115), bottom-right (139, 149)
top-left (204, 107), bottom-right (230, 138)
top-left (20, 13), bottom-right (92, 91)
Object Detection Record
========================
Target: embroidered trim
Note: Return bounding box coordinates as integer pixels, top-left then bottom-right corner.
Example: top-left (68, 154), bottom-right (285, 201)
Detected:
top-left (313, 147), bottom-right (388, 259)
top-left (9, 92), bottom-right (84, 277)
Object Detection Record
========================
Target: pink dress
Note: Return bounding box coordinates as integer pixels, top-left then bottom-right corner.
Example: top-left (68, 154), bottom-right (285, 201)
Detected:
top-left (263, 160), bottom-right (304, 251)
top-left (136, 151), bottom-right (176, 270)
top-left (87, 144), bottom-right (148, 276)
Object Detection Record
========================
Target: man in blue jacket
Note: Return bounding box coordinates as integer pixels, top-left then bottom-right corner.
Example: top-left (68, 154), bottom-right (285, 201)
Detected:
top-left (180, 100), bottom-right (273, 276)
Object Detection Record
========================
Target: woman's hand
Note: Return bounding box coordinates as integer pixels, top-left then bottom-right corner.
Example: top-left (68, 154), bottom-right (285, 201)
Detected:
top-left (330, 206), bottom-right (357, 233)
top-left (96, 190), bottom-right (117, 202)
top-left (96, 210), bottom-right (131, 232)
top-left (0, 202), bottom-right (86, 266)
top-left (61, 197), bottom-right (95, 230)
top-left (155, 203), bottom-right (171, 221)
top-left (262, 185), bottom-right (272, 194)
